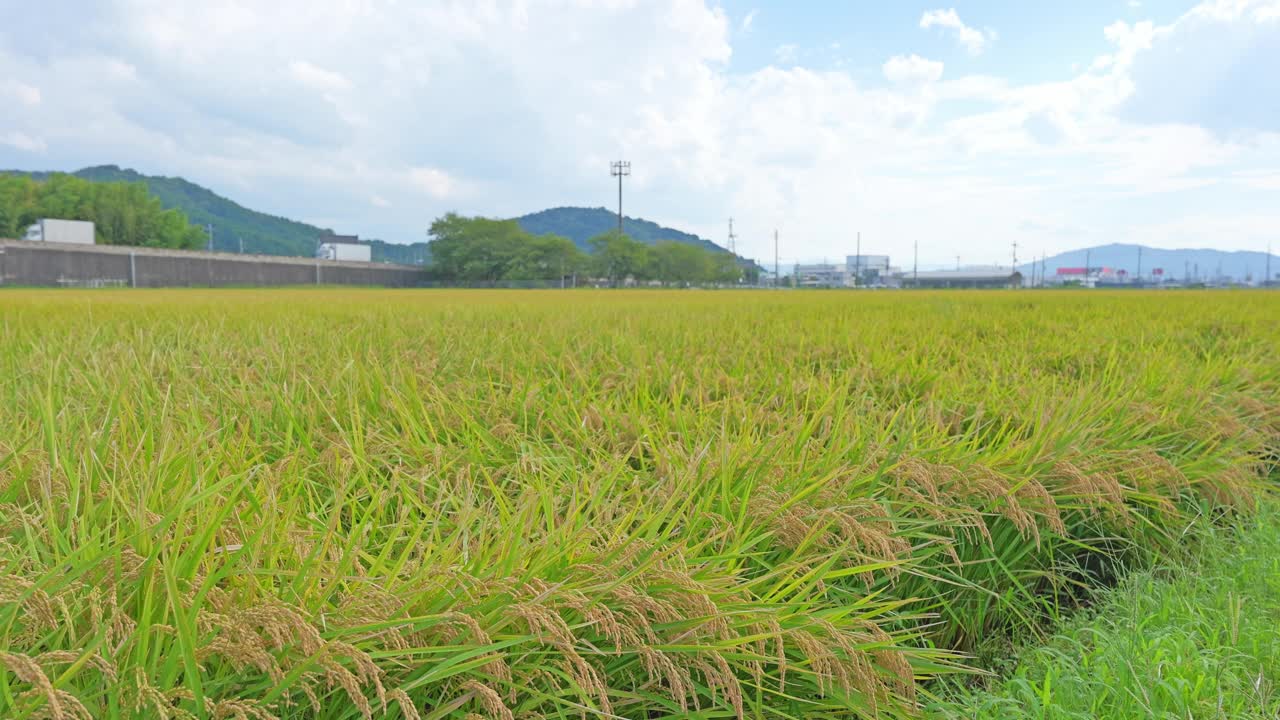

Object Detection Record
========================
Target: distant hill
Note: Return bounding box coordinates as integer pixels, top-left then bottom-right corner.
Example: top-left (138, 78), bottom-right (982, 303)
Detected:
top-left (3, 165), bottom-right (426, 264)
top-left (68, 166), bottom-right (326, 257)
top-left (516, 207), bottom-right (729, 254)
top-left (1020, 243), bottom-right (1278, 283)
top-left (4, 168), bottom-right (731, 265)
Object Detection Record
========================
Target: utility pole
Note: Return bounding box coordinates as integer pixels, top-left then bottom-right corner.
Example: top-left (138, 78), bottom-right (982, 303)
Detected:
top-left (206, 224), bottom-right (214, 252)
top-left (955, 255), bottom-right (960, 271)
top-left (774, 229), bottom-right (779, 289)
top-left (1085, 249), bottom-right (1091, 288)
top-left (912, 240), bottom-right (918, 287)
top-left (1008, 239), bottom-right (1018, 286)
top-left (1267, 242), bottom-right (1273, 287)
top-left (727, 218), bottom-right (737, 256)
top-left (238, 236), bottom-right (244, 254)
top-left (610, 161), bottom-right (630, 237)
top-left (1136, 246), bottom-right (1143, 285)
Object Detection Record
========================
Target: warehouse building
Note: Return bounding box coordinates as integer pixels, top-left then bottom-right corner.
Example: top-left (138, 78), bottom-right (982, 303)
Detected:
top-left (901, 267), bottom-right (1022, 289)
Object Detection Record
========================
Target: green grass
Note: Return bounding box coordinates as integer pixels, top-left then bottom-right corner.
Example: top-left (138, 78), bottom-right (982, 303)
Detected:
top-left (0, 289), bottom-right (1277, 719)
top-left (930, 503), bottom-right (1280, 719)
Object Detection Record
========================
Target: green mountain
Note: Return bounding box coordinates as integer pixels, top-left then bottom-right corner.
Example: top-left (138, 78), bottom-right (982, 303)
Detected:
top-left (62, 165), bottom-right (323, 257)
top-left (5, 165), bottom-right (430, 264)
top-left (5, 166), bottom-right (727, 265)
top-left (516, 207), bottom-right (729, 254)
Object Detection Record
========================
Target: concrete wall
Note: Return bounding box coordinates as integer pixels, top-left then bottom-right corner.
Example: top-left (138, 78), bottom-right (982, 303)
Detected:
top-left (0, 240), bottom-right (423, 288)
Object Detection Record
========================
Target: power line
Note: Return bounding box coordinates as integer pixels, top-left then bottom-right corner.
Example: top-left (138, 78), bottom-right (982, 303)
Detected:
top-left (609, 161), bottom-right (630, 236)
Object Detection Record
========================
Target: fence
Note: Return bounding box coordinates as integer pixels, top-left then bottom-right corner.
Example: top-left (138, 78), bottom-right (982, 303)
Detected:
top-left (0, 240), bottom-right (424, 288)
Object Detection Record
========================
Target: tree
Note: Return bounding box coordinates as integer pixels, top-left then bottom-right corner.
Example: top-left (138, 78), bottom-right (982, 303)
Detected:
top-left (0, 173), bottom-right (207, 248)
top-left (709, 252), bottom-right (743, 285)
top-left (648, 241), bottom-right (710, 286)
top-left (505, 234), bottom-right (586, 282)
top-left (589, 231), bottom-right (650, 286)
top-left (427, 213), bottom-right (528, 282)
top-left (421, 213), bottom-right (740, 288)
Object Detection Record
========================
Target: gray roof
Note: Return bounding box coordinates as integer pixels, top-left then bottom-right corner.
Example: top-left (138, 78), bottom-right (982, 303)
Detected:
top-left (909, 268), bottom-right (1019, 281)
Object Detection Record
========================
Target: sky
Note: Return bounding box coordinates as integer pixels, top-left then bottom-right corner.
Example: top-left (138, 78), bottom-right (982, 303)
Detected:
top-left (1, 0), bottom-right (1278, 266)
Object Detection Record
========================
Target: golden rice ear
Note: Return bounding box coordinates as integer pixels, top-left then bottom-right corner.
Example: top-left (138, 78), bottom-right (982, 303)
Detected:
top-left (462, 680), bottom-right (515, 720)
top-left (0, 651), bottom-right (95, 720)
top-left (384, 689), bottom-right (421, 720)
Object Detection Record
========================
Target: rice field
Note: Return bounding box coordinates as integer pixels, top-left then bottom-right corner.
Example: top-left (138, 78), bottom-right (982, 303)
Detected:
top-left (1, 289), bottom-right (1277, 719)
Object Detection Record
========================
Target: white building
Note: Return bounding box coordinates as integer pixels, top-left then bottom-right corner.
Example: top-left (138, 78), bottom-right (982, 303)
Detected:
top-left (847, 255), bottom-right (898, 286)
top-left (794, 263), bottom-right (848, 288)
top-left (846, 255), bottom-right (891, 273)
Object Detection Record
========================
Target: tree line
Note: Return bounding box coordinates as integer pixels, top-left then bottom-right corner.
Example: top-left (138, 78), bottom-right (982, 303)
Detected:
top-left (427, 213), bottom-right (749, 286)
top-left (0, 173), bottom-right (208, 249)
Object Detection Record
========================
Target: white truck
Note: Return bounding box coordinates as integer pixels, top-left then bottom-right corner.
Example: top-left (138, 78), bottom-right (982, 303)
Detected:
top-left (24, 219), bottom-right (96, 245)
top-left (317, 240), bottom-right (371, 262)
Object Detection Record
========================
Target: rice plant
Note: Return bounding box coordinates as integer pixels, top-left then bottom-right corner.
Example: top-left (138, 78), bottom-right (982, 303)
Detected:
top-left (0, 289), bottom-right (1276, 719)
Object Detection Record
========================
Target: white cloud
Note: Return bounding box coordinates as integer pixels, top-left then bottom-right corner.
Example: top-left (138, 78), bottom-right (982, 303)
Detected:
top-left (2, 131), bottom-right (46, 152)
top-left (6, 81), bottom-right (41, 106)
top-left (883, 54), bottom-right (944, 86)
top-left (408, 168), bottom-right (456, 199)
top-left (0, 0), bottom-right (1275, 263)
top-left (289, 60), bottom-right (352, 93)
top-left (1110, 0), bottom-right (1280, 132)
top-left (920, 8), bottom-right (996, 56)
top-left (741, 9), bottom-right (758, 32)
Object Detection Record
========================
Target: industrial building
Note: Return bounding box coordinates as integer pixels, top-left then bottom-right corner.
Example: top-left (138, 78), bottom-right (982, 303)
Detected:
top-left (846, 254), bottom-right (901, 287)
top-left (789, 255), bottom-right (905, 288)
top-left (793, 263), bottom-right (849, 288)
top-left (901, 267), bottom-right (1022, 289)
top-left (316, 234), bottom-right (372, 262)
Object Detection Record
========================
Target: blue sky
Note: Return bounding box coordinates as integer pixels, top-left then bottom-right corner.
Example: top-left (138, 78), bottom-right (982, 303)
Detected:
top-left (722, 2), bottom-right (1193, 78)
top-left (1, 0), bottom-right (1278, 266)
